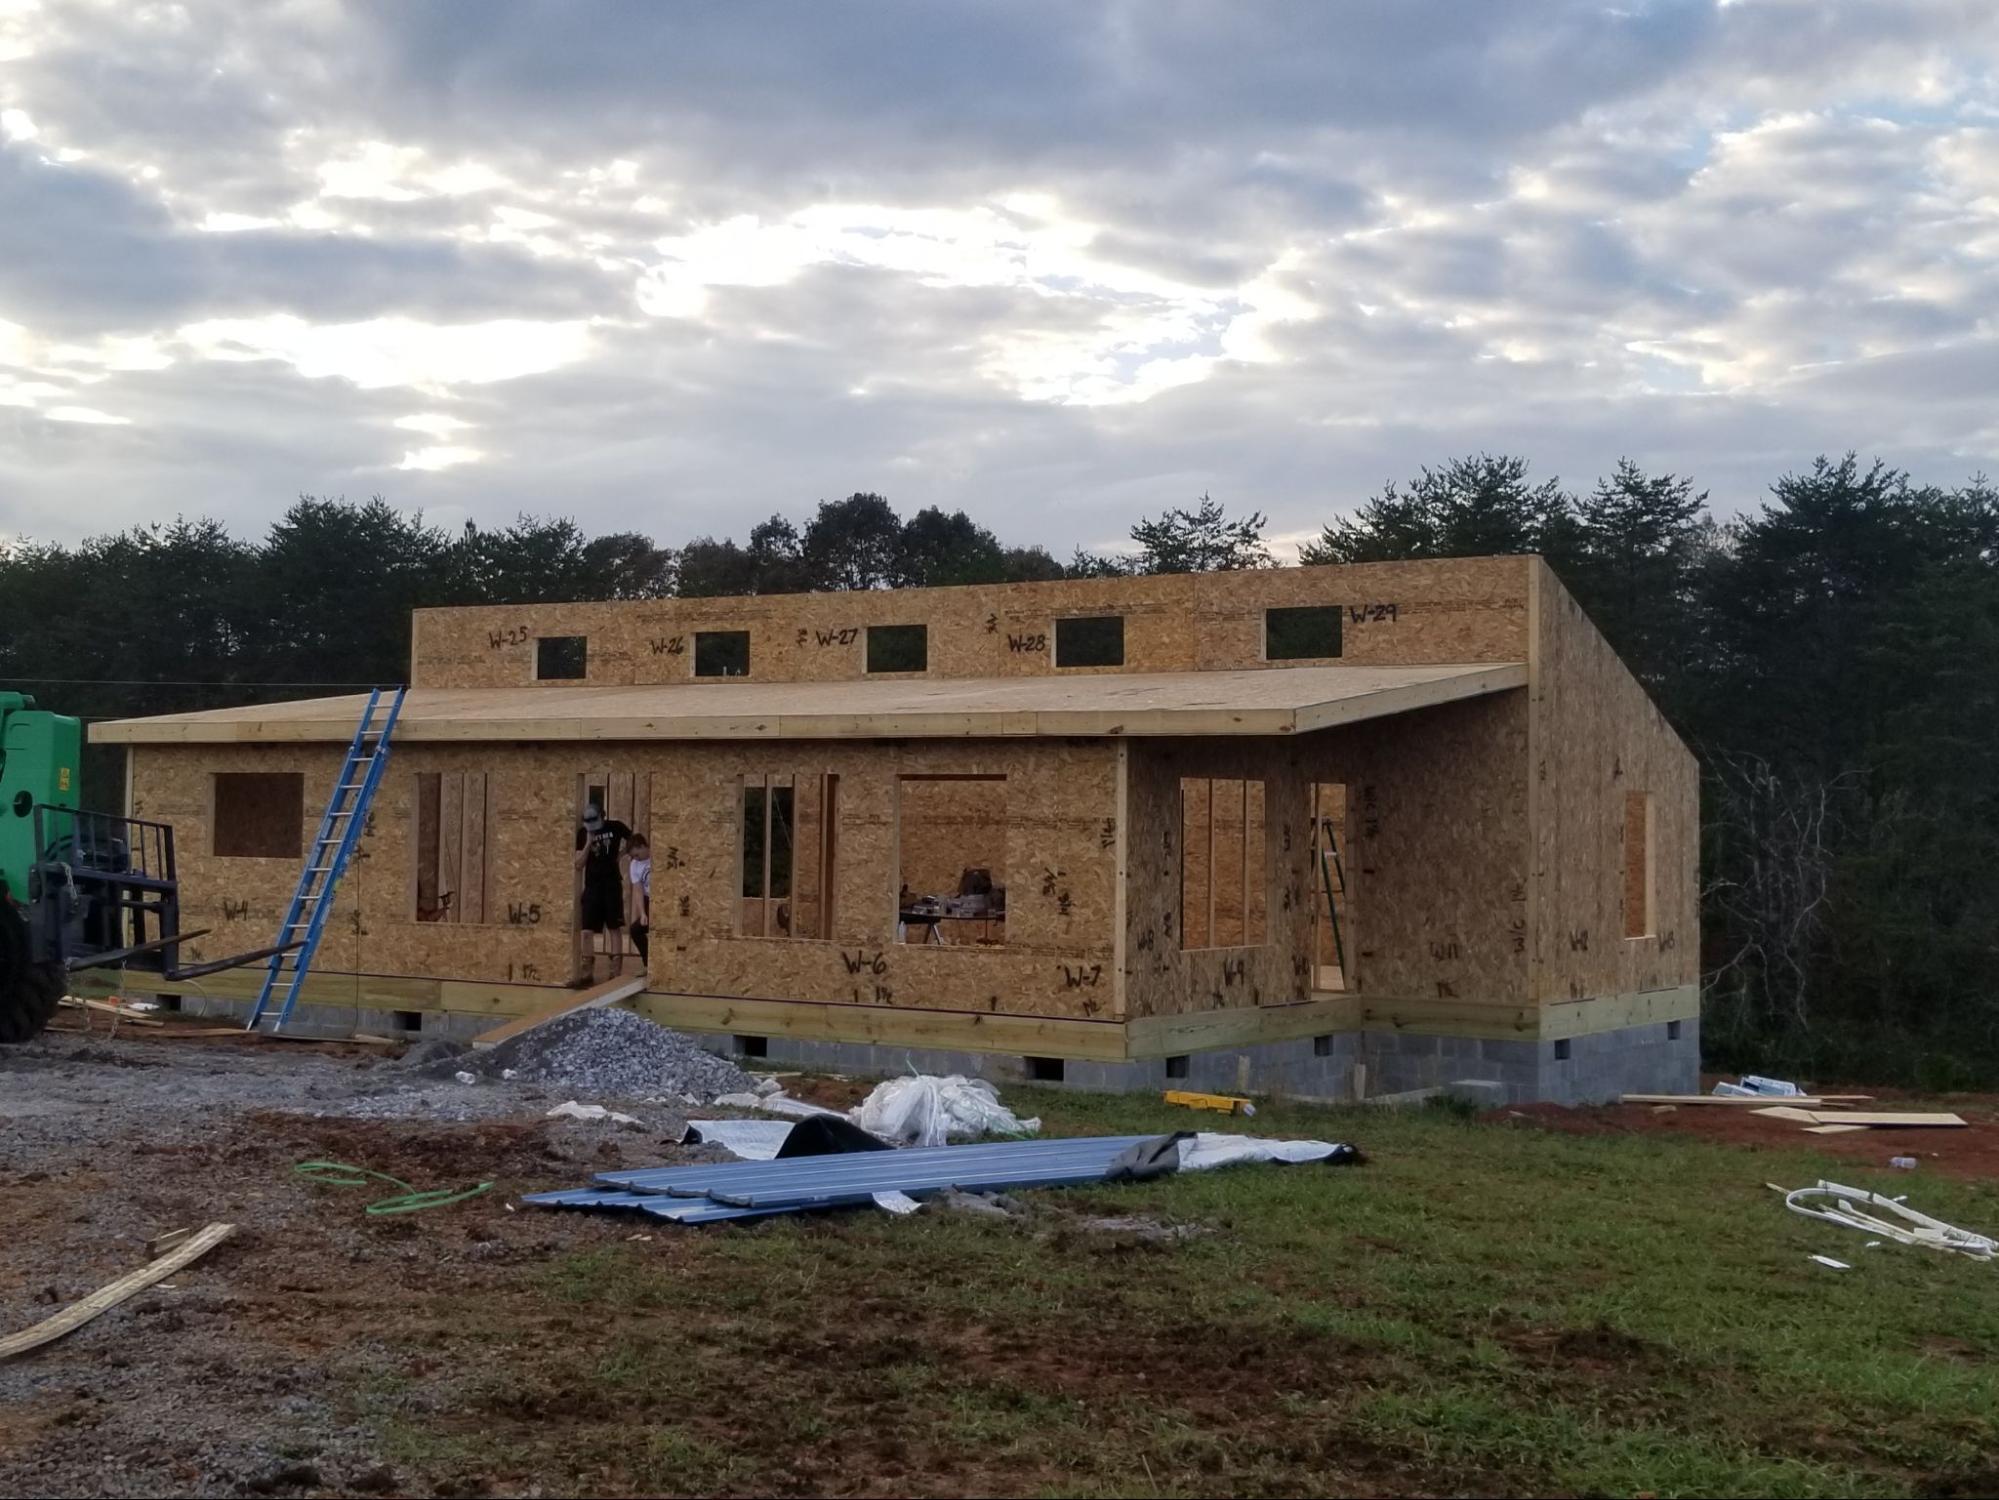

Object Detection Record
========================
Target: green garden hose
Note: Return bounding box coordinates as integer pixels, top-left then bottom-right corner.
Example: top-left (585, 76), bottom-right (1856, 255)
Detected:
top-left (293, 1159), bottom-right (493, 1215)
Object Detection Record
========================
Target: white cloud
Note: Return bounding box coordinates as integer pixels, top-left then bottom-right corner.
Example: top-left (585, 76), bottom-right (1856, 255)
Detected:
top-left (395, 411), bottom-right (472, 436)
top-left (199, 210), bottom-right (283, 233)
top-left (4, 2), bottom-right (1999, 551)
top-left (175, 315), bottom-right (594, 391)
top-left (397, 443), bottom-right (482, 471)
top-left (640, 201), bottom-right (1311, 405)
top-left (44, 404), bottom-right (129, 424)
top-left (315, 141), bottom-right (509, 202)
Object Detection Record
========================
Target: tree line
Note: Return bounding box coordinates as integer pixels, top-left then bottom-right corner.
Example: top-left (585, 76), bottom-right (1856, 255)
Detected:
top-left (3, 457), bottom-right (1994, 1084)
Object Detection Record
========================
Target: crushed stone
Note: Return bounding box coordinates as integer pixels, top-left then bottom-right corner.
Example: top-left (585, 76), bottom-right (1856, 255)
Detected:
top-left (430, 1008), bottom-right (754, 1102)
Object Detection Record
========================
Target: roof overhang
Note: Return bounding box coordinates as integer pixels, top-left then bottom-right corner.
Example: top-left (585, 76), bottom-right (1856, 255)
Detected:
top-left (90, 662), bottom-right (1528, 745)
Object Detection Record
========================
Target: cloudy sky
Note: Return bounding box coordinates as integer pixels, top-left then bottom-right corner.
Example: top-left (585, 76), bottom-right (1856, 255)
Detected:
top-left (3, 0), bottom-right (1998, 557)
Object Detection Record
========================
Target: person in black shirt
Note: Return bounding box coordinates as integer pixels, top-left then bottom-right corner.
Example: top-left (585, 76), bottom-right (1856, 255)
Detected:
top-left (572, 801), bottom-right (633, 985)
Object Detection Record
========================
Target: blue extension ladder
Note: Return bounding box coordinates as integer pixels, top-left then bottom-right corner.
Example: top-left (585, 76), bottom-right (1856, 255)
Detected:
top-left (246, 686), bottom-right (407, 1032)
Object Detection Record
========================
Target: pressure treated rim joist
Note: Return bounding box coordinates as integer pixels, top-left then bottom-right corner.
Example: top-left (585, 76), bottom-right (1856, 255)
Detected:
top-left (92, 662), bottom-right (1528, 744)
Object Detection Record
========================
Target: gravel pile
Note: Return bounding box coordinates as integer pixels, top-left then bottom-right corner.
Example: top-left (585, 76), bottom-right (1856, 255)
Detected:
top-left (432, 1008), bottom-right (755, 1101)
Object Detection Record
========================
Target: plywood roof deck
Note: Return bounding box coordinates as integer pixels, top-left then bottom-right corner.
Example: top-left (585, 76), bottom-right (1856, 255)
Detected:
top-left (92, 662), bottom-right (1527, 744)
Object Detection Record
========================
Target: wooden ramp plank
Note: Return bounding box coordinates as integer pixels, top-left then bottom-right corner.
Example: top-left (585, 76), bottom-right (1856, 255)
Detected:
top-left (0, 1223), bottom-right (235, 1361)
top-left (470, 974), bottom-right (648, 1051)
top-left (1808, 1111), bottom-right (1967, 1128)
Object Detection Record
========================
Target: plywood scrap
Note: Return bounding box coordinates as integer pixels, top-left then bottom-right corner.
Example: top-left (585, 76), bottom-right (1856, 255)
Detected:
top-left (1803, 1124), bottom-right (1870, 1135)
top-left (470, 974), bottom-right (647, 1050)
top-left (0, 1223), bottom-right (235, 1361)
top-left (1752, 1106), bottom-right (1823, 1124)
top-left (1809, 1112), bottom-right (1966, 1129)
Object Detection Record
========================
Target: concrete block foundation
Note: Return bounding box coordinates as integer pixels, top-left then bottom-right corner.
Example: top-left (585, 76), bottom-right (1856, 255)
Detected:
top-left (705, 1016), bottom-right (1700, 1108)
top-left (151, 991), bottom-right (1699, 1107)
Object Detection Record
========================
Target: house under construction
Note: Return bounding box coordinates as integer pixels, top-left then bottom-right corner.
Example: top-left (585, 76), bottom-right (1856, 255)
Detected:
top-left (92, 555), bottom-right (1698, 1102)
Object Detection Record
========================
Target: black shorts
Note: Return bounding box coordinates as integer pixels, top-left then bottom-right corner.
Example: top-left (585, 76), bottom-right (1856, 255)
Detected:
top-left (580, 885), bottom-right (626, 933)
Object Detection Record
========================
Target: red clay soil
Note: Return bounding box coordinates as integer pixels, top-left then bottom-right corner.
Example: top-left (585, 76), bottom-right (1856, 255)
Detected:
top-left (1490, 1092), bottom-right (1999, 1181)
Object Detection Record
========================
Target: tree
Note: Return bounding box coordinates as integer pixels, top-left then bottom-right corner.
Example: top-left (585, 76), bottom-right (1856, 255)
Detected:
top-left (580, 532), bottom-right (676, 599)
top-left (1700, 455), bottom-right (1987, 777)
top-left (248, 497), bottom-right (456, 689)
top-left (1065, 546), bottom-right (1134, 579)
top-left (1302, 454), bottom-right (1574, 564)
top-left (1128, 494), bottom-right (1273, 573)
top-left (454, 514), bottom-right (597, 603)
top-left (892, 507), bottom-right (1006, 588)
top-left (998, 545), bottom-right (1068, 582)
top-left (1563, 460), bottom-right (1710, 699)
top-left (803, 493), bottom-right (902, 591)
top-left (675, 516), bottom-right (812, 597)
top-left (1693, 458), bottom-right (1999, 1083)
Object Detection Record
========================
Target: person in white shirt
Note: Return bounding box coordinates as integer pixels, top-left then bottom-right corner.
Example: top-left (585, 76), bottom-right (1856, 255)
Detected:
top-left (626, 833), bottom-right (652, 969)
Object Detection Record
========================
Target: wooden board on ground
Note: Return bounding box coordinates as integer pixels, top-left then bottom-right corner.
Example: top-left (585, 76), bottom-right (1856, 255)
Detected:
top-left (470, 974), bottom-right (648, 1050)
top-left (1807, 1111), bottom-right (1967, 1128)
top-left (1803, 1123), bottom-right (1871, 1135)
top-left (58, 996), bottom-right (165, 1027)
top-left (1621, 1093), bottom-right (1829, 1108)
top-left (0, 1223), bottom-right (235, 1361)
top-left (1752, 1106), bottom-right (1823, 1124)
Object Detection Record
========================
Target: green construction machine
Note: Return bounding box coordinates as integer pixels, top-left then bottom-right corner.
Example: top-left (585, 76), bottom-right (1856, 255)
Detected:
top-left (0, 691), bottom-right (294, 1042)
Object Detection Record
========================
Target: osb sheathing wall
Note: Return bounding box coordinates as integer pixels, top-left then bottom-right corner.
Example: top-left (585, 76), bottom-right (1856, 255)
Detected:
top-left (1123, 689), bottom-right (1532, 1020)
top-left (651, 739), bottom-right (1120, 1019)
top-left (131, 744), bottom-right (583, 988)
top-left (1527, 562), bottom-right (1698, 1002)
top-left (1123, 739), bottom-right (1315, 1019)
top-left (130, 737), bottom-right (1123, 1021)
top-left (409, 557), bottom-right (1533, 689)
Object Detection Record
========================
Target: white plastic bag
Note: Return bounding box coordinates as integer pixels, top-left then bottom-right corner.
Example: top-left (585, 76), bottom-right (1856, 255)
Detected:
top-left (1176, 1132), bottom-right (1355, 1172)
top-left (849, 1074), bottom-right (1040, 1148)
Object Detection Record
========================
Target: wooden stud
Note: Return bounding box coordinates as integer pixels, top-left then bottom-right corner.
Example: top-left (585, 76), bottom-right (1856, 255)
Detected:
top-left (460, 773), bottom-right (488, 925)
top-left (438, 772), bottom-right (462, 922)
top-left (1238, 777), bottom-right (1250, 952)
top-left (1111, 741), bottom-right (1129, 1021)
top-left (1205, 777), bottom-right (1217, 951)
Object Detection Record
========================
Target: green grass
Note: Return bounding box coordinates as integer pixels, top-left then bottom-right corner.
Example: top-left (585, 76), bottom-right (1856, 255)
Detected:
top-left (343, 1088), bottom-right (1999, 1497)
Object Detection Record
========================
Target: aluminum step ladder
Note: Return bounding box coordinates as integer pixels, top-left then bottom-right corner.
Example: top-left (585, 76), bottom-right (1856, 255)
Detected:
top-left (246, 686), bottom-right (406, 1032)
top-left (1315, 814), bottom-right (1348, 976)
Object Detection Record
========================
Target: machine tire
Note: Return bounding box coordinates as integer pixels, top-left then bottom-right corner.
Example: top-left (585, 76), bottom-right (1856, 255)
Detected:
top-left (0, 901), bottom-right (63, 1044)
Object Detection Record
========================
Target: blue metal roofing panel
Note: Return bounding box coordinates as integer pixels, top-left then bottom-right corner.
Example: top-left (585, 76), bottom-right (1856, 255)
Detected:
top-left (522, 1133), bottom-right (1163, 1224)
top-left (593, 1133), bottom-right (1151, 1191)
